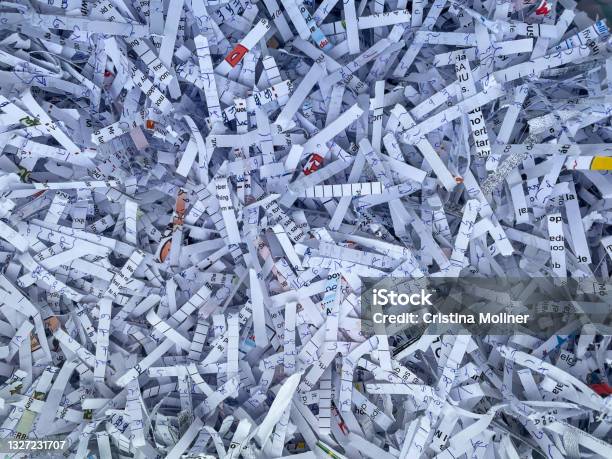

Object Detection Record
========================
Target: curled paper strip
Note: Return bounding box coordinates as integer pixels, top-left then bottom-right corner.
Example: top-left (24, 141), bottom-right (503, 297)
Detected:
top-left (0, 0), bottom-right (610, 457)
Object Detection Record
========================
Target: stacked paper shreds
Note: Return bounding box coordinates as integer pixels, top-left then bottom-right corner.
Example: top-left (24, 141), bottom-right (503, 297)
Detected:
top-left (0, 0), bottom-right (612, 456)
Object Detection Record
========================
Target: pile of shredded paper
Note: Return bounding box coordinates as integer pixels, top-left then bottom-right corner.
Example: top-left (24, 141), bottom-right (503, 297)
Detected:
top-left (0, 0), bottom-right (611, 457)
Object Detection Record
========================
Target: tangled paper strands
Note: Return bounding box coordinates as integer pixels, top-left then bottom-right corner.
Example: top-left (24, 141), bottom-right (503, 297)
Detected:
top-left (0, 0), bottom-right (612, 456)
